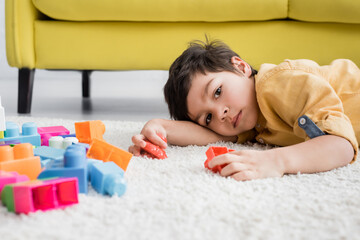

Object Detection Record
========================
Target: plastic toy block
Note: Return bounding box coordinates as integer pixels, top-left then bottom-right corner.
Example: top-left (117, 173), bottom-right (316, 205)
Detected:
top-left (87, 138), bottom-right (132, 171)
top-left (37, 126), bottom-right (70, 146)
top-left (37, 145), bottom-right (88, 193)
top-left (34, 146), bottom-right (66, 168)
top-left (75, 120), bottom-right (105, 144)
top-left (1, 177), bottom-right (79, 214)
top-left (49, 136), bottom-right (79, 149)
top-left (1, 122), bottom-right (41, 146)
top-left (204, 146), bottom-right (235, 174)
top-left (0, 140), bottom-right (21, 146)
top-left (0, 170), bottom-right (29, 192)
top-left (76, 142), bottom-right (90, 152)
top-left (59, 133), bottom-right (77, 138)
top-left (142, 141), bottom-right (167, 159)
top-left (91, 161), bottom-right (126, 196)
top-left (0, 143), bottom-right (42, 180)
top-left (0, 132), bottom-right (3, 139)
top-left (87, 158), bottom-right (103, 181)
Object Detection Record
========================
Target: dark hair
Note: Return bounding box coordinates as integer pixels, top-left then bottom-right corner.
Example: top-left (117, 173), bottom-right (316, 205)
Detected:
top-left (164, 37), bottom-right (257, 121)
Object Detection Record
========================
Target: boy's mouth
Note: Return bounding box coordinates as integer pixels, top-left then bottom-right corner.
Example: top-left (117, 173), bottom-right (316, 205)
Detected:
top-left (232, 111), bottom-right (242, 128)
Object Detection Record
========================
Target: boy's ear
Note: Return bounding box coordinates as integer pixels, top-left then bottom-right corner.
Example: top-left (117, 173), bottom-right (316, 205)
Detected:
top-left (231, 56), bottom-right (252, 77)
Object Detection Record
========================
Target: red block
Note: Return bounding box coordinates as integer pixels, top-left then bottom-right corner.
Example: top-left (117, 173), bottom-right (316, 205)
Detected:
top-left (142, 141), bottom-right (167, 159)
top-left (204, 146), bottom-right (234, 173)
top-left (141, 134), bottom-right (167, 159)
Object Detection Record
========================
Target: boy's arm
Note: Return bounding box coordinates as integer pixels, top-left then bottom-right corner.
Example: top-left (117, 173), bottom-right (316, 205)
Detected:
top-left (208, 135), bottom-right (354, 181)
top-left (129, 118), bottom-right (237, 156)
top-left (275, 135), bottom-right (354, 174)
top-left (154, 119), bottom-right (237, 146)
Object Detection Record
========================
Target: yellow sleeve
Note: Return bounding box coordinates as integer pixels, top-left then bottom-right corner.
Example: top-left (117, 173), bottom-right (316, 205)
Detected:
top-left (257, 67), bottom-right (358, 162)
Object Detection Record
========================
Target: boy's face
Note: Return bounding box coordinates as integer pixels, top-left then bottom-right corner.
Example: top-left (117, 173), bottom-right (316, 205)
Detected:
top-left (186, 57), bottom-right (259, 137)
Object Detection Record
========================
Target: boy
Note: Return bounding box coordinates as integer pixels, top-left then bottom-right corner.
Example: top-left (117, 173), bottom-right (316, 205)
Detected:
top-left (129, 39), bottom-right (360, 181)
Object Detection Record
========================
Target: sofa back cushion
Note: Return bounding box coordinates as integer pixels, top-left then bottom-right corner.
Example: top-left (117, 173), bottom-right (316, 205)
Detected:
top-left (289, 0), bottom-right (360, 24)
top-left (32, 0), bottom-right (287, 22)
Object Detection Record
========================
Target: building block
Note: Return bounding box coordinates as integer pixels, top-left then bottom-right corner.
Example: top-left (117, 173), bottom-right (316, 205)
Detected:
top-left (0, 170), bottom-right (29, 192)
top-left (1, 177), bottom-right (79, 214)
top-left (37, 145), bottom-right (88, 193)
top-left (37, 126), bottom-right (70, 146)
top-left (0, 96), bottom-right (5, 139)
top-left (87, 138), bottom-right (132, 171)
top-left (49, 136), bottom-right (79, 149)
top-left (0, 143), bottom-right (42, 180)
top-left (87, 158), bottom-right (103, 181)
top-left (34, 146), bottom-right (66, 168)
top-left (59, 133), bottom-right (77, 138)
top-left (0, 122), bottom-right (41, 146)
top-left (142, 141), bottom-right (167, 159)
top-left (75, 120), bottom-right (105, 144)
top-left (204, 146), bottom-right (235, 174)
top-left (91, 161), bottom-right (126, 197)
top-left (0, 140), bottom-right (21, 146)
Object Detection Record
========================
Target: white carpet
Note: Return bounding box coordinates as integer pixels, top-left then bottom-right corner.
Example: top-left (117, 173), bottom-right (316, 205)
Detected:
top-left (1, 116), bottom-right (360, 240)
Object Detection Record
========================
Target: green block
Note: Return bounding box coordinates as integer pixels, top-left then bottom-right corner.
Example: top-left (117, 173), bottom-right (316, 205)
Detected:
top-left (1, 185), bottom-right (15, 212)
top-left (0, 131), bottom-right (3, 139)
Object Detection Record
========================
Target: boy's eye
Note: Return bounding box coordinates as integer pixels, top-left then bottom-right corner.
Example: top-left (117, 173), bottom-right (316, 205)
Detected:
top-left (205, 113), bottom-right (212, 125)
top-left (214, 87), bottom-right (222, 98)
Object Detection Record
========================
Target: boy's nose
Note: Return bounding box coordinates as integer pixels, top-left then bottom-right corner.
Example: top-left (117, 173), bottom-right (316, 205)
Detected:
top-left (219, 107), bottom-right (229, 122)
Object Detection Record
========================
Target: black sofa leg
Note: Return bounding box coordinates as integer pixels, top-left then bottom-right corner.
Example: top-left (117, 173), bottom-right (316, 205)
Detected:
top-left (18, 68), bottom-right (35, 114)
top-left (82, 70), bottom-right (92, 98)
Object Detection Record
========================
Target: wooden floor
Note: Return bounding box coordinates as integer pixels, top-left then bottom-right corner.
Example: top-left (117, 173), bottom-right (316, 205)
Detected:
top-left (0, 69), bottom-right (170, 122)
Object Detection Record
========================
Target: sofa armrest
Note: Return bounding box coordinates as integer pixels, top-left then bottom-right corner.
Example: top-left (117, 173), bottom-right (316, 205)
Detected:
top-left (5, 0), bottom-right (45, 69)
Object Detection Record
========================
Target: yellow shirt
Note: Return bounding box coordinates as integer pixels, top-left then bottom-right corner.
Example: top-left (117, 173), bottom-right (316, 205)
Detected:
top-left (238, 59), bottom-right (360, 162)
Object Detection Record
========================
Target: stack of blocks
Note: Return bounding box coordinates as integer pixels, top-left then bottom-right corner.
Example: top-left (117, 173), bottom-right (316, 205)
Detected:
top-left (37, 144), bottom-right (88, 193)
top-left (0, 122), bottom-right (41, 146)
top-left (0, 118), bottom-right (134, 214)
top-left (0, 143), bottom-right (42, 180)
top-left (37, 126), bottom-right (70, 146)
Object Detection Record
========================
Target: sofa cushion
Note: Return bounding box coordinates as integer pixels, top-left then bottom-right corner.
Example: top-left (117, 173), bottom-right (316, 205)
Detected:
top-left (289, 0), bottom-right (360, 24)
top-left (32, 0), bottom-right (287, 22)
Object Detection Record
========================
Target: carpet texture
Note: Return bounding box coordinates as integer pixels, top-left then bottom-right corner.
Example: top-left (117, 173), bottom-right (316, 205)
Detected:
top-left (1, 116), bottom-right (360, 240)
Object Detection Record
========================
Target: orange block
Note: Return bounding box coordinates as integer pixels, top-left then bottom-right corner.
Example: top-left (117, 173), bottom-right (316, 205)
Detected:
top-left (75, 120), bottom-right (105, 144)
top-left (0, 143), bottom-right (42, 180)
top-left (86, 138), bottom-right (132, 171)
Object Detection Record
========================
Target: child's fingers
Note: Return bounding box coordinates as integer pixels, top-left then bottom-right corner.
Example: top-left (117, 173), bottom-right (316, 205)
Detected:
top-left (147, 132), bottom-right (168, 149)
top-left (220, 162), bottom-right (250, 177)
top-left (207, 153), bottom-right (241, 169)
top-left (128, 145), bottom-right (141, 156)
top-left (131, 134), bottom-right (147, 148)
top-left (231, 170), bottom-right (257, 181)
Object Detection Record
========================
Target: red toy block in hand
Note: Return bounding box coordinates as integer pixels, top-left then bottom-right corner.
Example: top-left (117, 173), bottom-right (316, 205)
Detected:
top-left (204, 146), bottom-right (235, 173)
top-left (141, 134), bottom-right (167, 159)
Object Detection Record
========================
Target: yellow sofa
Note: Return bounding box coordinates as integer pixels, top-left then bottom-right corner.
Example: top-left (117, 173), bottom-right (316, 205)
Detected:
top-left (6, 0), bottom-right (360, 113)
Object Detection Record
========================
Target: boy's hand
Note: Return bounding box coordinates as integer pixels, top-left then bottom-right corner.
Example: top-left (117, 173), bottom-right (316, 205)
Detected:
top-left (207, 149), bottom-right (284, 181)
top-left (129, 119), bottom-right (167, 156)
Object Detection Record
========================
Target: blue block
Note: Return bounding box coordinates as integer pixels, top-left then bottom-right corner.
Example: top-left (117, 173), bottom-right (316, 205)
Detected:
top-left (37, 144), bottom-right (88, 193)
top-left (59, 133), bottom-right (77, 138)
top-left (34, 146), bottom-right (66, 167)
top-left (91, 161), bottom-right (126, 197)
top-left (2, 122), bottom-right (41, 146)
top-left (87, 158), bottom-right (103, 181)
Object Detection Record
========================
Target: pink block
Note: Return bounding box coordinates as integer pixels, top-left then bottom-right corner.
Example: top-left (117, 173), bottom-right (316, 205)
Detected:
top-left (37, 126), bottom-right (70, 146)
top-left (13, 177), bottom-right (79, 214)
top-left (0, 170), bottom-right (29, 192)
